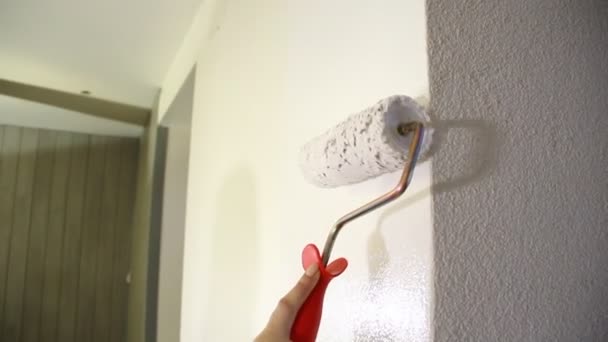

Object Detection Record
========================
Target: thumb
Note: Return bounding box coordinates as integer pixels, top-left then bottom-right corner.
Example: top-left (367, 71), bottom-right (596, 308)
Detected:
top-left (267, 263), bottom-right (320, 334)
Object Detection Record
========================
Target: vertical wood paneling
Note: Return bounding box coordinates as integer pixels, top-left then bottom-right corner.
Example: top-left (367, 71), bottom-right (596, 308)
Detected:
top-left (56, 134), bottom-right (89, 342)
top-left (0, 126), bottom-right (20, 335)
top-left (0, 125), bottom-right (139, 342)
top-left (0, 125), bottom-right (4, 160)
top-left (2, 128), bottom-right (39, 342)
top-left (93, 137), bottom-right (121, 342)
top-left (75, 136), bottom-right (106, 341)
top-left (0, 126), bottom-right (3, 180)
top-left (110, 140), bottom-right (138, 342)
top-left (40, 132), bottom-right (72, 342)
top-left (22, 131), bottom-right (57, 342)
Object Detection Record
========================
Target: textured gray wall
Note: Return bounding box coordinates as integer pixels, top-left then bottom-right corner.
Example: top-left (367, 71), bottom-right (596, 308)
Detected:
top-left (427, 1), bottom-right (608, 341)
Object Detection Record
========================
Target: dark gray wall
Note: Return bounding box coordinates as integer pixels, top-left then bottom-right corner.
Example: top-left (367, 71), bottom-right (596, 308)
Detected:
top-left (427, 1), bottom-right (608, 340)
top-left (0, 125), bottom-right (138, 342)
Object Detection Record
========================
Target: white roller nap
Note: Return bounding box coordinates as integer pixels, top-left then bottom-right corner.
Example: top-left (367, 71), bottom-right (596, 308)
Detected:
top-left (299, 95), bottom-right (433, 188)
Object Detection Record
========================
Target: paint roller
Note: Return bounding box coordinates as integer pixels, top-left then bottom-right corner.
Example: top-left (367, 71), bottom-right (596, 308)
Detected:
top-left (291, 95), bottom-right (433, 342)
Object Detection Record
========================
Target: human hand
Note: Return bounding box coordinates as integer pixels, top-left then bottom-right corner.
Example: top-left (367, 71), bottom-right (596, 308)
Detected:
top-left (254, 263), bottom-right (320, 342)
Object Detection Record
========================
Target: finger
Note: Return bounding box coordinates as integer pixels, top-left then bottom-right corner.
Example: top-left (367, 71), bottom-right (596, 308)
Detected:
top-left (267, 263), bottom-right (320, 334)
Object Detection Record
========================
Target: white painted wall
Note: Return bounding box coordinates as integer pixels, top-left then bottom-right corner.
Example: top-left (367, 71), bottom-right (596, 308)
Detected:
top-left (156, 69), bottom-right (194, 342)
top-left (172, 1), bottom-right (432, 341)
top-left (158, 0), bottom-right (221, 117)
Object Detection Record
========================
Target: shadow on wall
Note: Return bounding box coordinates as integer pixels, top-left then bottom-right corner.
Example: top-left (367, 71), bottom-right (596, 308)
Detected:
top-left (368, 117), bottom-right (498, 281)
top-left (207, 166), bottom-right (259, 339)
top-left (356, 118), bottom-right (498, 340)
top-left (428, 118), bottom-right (498, 193)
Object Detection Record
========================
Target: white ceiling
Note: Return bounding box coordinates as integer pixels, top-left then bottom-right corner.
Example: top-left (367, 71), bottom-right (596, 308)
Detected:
top-left (0, 95), bottom-right (143, 137)
top-left (0, 0), bottom-right (204, 107)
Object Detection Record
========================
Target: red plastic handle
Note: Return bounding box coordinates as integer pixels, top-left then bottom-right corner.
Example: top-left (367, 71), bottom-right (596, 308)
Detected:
top-left (290, 244), bottom-right (348, 342)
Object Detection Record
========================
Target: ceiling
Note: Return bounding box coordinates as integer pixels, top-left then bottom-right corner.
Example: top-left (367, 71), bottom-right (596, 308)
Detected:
top-left (0, 0), bottom-right (204, 108)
